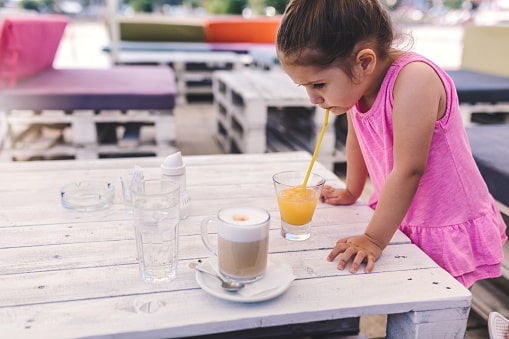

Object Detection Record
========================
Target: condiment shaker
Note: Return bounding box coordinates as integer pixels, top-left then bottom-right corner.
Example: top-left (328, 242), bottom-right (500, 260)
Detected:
top-left (161, 151), bottom-right (191, 219)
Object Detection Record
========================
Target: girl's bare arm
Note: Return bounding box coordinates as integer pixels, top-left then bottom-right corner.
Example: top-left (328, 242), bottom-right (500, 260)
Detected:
top-left (328, 62), bottom-right (445, 273)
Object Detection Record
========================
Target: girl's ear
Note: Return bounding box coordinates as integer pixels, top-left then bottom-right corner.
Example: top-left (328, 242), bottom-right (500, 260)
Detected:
top-left (354, 49), bottom-right (376, 79)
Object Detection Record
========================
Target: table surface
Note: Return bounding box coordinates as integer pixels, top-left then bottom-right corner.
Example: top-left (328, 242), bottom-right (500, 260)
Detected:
top-left (0, 151), bottom-right (471, 338)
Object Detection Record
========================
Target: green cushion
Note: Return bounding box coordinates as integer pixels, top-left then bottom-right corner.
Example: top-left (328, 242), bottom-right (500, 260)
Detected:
top-left (118, 17), bottom-right (205, 42)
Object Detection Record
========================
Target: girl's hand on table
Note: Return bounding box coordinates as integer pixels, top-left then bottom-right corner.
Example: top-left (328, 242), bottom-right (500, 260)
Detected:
top-left (320, 185), bottom-right (357, 205)
top-left (327, 234), bottom-right (383, 273)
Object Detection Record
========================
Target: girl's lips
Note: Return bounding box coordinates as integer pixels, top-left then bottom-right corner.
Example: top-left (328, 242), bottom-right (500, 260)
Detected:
top-left (327, 107), bottom-right (348, 115)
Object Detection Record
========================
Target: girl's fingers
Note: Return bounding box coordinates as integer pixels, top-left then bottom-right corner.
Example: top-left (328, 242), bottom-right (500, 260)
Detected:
top-left (364, 255), bottom-right (376, 273)
top-left (323, 197), bottom-right (343, 205)
top-left (349, 251), bottom-right (368, 273)
top-left (326, 239), bottom-right (348, 261)
top-left (328, 241), bottom-right (378, 273)
top-left (336, 247), bottom-right (356, 270)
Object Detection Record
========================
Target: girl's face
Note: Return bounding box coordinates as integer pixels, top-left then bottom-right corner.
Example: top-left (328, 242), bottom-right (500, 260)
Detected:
top-left (280, 61), bottom-right (365, 115)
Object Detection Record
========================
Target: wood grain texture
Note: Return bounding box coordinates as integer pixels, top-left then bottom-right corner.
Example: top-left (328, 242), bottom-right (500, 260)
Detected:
top-left (0, 152), bottom-right (471, 338)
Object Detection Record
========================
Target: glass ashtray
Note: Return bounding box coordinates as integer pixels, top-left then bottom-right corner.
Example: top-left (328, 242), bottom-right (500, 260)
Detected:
top-left (60, 180), bottom-right (115, 212)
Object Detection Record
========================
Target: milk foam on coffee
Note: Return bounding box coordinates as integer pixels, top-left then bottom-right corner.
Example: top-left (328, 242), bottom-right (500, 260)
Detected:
top-left (218, 207), bottom-right (270, 243)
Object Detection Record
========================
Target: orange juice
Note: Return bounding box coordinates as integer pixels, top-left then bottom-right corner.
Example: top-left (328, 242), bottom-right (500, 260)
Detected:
top-left (277, 186), bottom-right (318, 225)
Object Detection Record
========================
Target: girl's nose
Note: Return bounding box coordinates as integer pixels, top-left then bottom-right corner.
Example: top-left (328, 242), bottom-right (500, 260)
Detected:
top-left (306, 90), bottom-right (324, 105)
top-left (310, 96), bottom-right (324, 106)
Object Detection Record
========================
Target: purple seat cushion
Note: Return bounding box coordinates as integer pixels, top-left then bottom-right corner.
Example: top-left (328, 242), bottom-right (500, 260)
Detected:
top-left (446, 69), bottom-right (509, 104)
top-left (466, 125), bottom-right (509, 207)
top-left (0, 66), bottom-right (177, 111)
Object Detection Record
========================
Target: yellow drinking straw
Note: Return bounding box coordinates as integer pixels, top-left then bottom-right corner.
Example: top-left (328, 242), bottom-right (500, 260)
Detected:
top-left (303, 108), bottom-right (330, 187)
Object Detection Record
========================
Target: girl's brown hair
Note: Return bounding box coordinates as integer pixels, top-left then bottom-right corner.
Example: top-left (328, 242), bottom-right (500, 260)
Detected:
top-left (277, 0), bottom-right (395, 75)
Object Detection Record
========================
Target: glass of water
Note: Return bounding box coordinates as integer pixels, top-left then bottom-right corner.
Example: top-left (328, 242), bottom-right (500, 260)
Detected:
top-left (130, 179), bottom-right (180, 283)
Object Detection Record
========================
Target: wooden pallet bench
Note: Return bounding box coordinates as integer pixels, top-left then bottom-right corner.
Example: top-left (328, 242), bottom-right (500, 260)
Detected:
top-left (2, 109), bottom-right (175, 160)
top-left (466, 125), bottom-right (509, 218)
top-left (465, 124), bottom-right (509, 320)
top-left (212, 69), bottom-right (345, 169)
top-left (446, 25), bottom-right (509, 126)
top-left (443, 29), bottom-right (509, 320)
top-left (115, 50), bottom-right (251, 104)
top-left (248, 45), bottom-right (279, 71)
top-left (0, 66), bottom-right (178, 161)
top-left (447, 70), bottom-right (509, 126)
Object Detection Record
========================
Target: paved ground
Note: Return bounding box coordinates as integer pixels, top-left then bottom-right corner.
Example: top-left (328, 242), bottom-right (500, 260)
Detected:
top-left (55, 19), bottom-right (489, 339)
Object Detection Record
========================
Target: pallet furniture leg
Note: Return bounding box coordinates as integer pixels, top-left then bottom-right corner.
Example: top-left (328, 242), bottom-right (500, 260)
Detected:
top-left (459, 104), bottom-right (472, 126)
top-left (230, 97), bottom-right (267, 153)
top-left (172, 61), bottom-right (187, 105)
top-left (386, 307), bottom-right (470, 339)
top-left (237, 127), bottom-right (266, 153)
top-left (71, 110), bottom-right (97, 145)
top-left (154, 110), bottom-right (176, 144)
top-left (0, 111), bottom-right (6, 151)
top-left (74, 145), bottom-right (99, 160)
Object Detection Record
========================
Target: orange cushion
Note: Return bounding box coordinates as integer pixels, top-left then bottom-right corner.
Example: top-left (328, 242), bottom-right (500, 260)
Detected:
top-left (204, 17), bottom-right (281, 44)
top-left (0, 15), bottom-right (68, 89)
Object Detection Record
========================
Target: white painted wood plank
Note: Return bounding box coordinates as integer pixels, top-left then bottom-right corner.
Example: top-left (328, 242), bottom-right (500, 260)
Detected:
top-left (117, 51), bottom-right (243, 64)
top-left (0, 187), bottom-right (373, 226)
top-left (214, 70), bottom-right (312, 105)
top-left (0, 245), bottom-right (437, 307)
top-left (0, 267), bottom-right (470, 339)
top-left (0, 179), bottom-right (401, 245)
top-left (7, 110), bottom-right (174, 124)
top-left (0, 154), bottom-right (329, 196)
top-left (0, 208), bottom-right (377, 247)
top-left (0, 221), bottom-right (408, 276)
top-left (387, 308), bottom-right (471, 339)
top-left (0, 151), bottom-right (313, 173)
top-left (0, 152), bottom-right (343, 227)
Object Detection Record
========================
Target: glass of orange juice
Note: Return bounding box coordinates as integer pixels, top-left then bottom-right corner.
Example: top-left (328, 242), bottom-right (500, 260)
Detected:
top-left (272, 171), bottom-right (325, 241)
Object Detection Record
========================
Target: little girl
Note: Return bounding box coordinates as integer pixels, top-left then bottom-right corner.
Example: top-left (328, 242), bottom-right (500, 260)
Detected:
top-left (276, 0), bottom-right (507, 288)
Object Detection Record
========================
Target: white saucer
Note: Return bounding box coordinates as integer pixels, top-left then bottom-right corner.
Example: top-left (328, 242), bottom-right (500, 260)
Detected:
top-left (195, 259), bottom-right (295, 303)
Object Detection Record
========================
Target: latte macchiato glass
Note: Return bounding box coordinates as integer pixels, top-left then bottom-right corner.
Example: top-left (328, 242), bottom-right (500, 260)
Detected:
top-left (201, 207), bottom-right (270, 283)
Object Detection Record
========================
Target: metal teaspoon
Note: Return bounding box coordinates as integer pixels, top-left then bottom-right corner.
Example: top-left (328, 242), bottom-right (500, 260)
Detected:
top-left (189, 262), bottom-right (245, 292)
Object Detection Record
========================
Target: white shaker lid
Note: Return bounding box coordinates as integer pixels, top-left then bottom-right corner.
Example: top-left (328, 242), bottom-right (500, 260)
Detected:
top-left (161, 151), bottom-right (186, 176)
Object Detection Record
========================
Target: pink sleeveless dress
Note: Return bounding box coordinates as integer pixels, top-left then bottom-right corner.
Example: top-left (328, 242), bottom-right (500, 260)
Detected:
top-left (349, 52), bottom-right (507, 288)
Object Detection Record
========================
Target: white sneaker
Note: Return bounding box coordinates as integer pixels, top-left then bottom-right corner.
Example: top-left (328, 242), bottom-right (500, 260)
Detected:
top-left (489, 312), bottom-right (509, 339)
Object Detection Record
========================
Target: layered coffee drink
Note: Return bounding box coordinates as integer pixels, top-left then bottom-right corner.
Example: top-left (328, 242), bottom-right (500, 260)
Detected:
top-left (218, 235), bottom-right (269, 281)
top-left (216, 207), bottom-right (270, 282)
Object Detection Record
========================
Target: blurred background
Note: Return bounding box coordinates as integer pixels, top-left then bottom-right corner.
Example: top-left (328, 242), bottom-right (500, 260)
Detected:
top-left (2, 0), bottom-right (509, 26)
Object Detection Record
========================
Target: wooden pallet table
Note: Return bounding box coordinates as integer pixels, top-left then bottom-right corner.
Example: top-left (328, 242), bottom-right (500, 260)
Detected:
top-left (212, 69), bottom-right (344, 169)
top-left (0, 152), bottom-right (472, 339)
